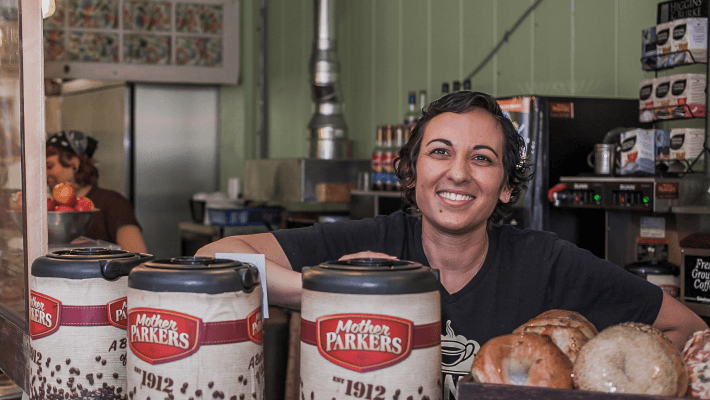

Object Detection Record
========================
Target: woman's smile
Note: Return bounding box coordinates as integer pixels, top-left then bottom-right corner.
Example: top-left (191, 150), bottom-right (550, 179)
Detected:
top-left (437, 191), bottom-right (474, 202)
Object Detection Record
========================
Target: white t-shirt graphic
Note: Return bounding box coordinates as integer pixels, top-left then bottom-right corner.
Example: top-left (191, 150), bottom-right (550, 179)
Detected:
top-left (441, 320), bottom-right (480, 399)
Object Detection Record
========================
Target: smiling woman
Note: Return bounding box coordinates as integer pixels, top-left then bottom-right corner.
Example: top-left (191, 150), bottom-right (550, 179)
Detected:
top-left (196, 91), bottom-right (708, 396)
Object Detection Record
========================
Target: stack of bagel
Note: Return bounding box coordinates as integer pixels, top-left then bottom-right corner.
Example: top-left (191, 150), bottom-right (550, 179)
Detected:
top-left (470, 309), bottom-right (698, 397)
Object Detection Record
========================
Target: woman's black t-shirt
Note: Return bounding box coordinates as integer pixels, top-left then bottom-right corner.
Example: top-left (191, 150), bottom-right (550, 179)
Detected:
top-left (273, 211), bottom-right (663, 396)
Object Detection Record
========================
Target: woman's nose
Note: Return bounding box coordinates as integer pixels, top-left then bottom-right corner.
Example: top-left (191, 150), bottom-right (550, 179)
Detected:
top-left (446, 156), bottom-right (471, 183)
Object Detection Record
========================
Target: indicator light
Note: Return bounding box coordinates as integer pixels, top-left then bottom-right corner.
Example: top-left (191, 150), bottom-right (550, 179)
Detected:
top-left (574, 196), bottom-right (580, 202)
top-left (620, 196), bottom-right (625, 203)
top-left (643, 196), bottom-right (649, 203)
top-left (594, 194), bottom-right (600, 201)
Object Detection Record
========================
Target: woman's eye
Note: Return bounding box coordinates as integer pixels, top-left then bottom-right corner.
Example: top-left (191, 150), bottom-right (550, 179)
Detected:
top-left (472, 154), bottom-right (492, 163)
top-left (429, 148), bottom-right (448, 155)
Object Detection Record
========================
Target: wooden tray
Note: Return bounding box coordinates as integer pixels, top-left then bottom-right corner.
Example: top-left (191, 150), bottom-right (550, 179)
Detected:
top-left (457, 374), bottom-right (687, 400)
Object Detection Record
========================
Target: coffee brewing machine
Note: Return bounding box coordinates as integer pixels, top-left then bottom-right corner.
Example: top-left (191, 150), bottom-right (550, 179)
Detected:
top-left (550, 175), bottom-right (710, 319)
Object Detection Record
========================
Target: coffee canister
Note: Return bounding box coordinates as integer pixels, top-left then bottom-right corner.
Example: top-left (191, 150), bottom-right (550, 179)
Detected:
top-left (29, 248), bottom-right (154, 400)
top-left (300, 258), bottom-right (441, 399)
top-left (126, 257), bottom-right (263, 400)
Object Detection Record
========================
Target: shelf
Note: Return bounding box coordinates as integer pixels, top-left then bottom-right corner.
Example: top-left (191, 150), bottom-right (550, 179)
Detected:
top-left (672, 205), bottom-right (710, 214)
top-left (350, 189), bottom-right (406, 198)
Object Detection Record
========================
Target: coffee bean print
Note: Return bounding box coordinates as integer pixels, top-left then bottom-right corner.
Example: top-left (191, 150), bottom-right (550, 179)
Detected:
top-left (56, 379), bottom-right (62, 384)
top-left (51, 371), bottom-right (55, 377)
top-left (97, 373), bottom-right (103, 379)
top-left (239, 395), bottom-right (244, 400)
top-left (311, 392), bottom-right (314, 400)
top-left (102, 360), bottom-right (107, 366)
top-left (181, 388), bottom-right (187, 394)
top-left (407, 397), bottom-right (413, 400)
top-left (243, 379), bottom-right (247, 386)
top-left (74, 368), bottom-right (80, 375)
top-left (65, 358), bottom-right (70, 365)
top-left (208, 382), bottom-right (214, 389)
top-left (212, 391), bottom-right (219, 398)
top-left (195, 390), bottom-right (202, 397)
top-left (251, 394), bottom-right (256, 399)
top-left (238, 376), bottom-right (243, 383)
top-left (77, 384), bottom-right (82, 390)
top-left (165, 397), bottom-right (171, 400)
top-left (421, 396), bottom-right (430, 400)
top-left (95, 356), bottom-right (101, 362)
top-left (147, 397), bottom-right (151, 400)
top-left (230, 396), bottom-right (237, 400)
top-left (168, 393), bottom-right (174, 400)
top-left (182, 383), bottom-right (189, 389)
top-left (189, 397), bottom-right (194, 400)
top-left (113, 373), bottom-right (119, 379)
top-left (418, 387), bottom-right (422, 395)
top-left (55, 364), bottom-right (61, 371)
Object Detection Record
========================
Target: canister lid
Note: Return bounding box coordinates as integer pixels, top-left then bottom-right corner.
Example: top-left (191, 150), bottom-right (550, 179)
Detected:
top-left (31, 248), bottom-right (152, 280)
top-left (302, 258), bottom-right (439, 294)
top-left (128, 256), bottom-right (260, 294)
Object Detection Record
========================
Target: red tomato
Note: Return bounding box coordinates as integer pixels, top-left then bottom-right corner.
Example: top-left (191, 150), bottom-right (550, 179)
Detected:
top-left (52, 183), bottom-right (76, 206)
top-left (74, 197), bottom-right (95, 211)
top-left (54, 205), bottom-right (75, 212)
top-left (47, 198), bottom-right (55, 211)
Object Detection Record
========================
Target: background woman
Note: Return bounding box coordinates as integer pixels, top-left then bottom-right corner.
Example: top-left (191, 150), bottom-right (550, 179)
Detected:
top-left (46, 131), bottom-right (148, 253)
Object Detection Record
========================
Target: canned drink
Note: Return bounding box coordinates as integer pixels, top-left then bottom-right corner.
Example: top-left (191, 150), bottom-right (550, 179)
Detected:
top-left (300, 259), bottom-right (441, 400)
top-left (29, 248), bottom-right (153, 400)
top-left (127, 257), bottom-right (263, 400)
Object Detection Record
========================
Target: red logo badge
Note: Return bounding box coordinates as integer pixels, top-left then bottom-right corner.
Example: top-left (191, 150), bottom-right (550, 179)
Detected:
top-left (247, 307), bottom-right (263, 344)
top-left (107, 297), bottom-right (128, 329)
top-left (316, 314), bottom-right (413, 372)
top-left (29, 291), bottom-right (61, 339)
top-left (128, 308), bottom-right (203, 364)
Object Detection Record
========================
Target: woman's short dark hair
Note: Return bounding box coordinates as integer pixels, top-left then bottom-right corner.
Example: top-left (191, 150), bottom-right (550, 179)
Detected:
top-left (393, 91), bottom-right (533, 230)
top-left (46, 146), bottom-right (99, 187)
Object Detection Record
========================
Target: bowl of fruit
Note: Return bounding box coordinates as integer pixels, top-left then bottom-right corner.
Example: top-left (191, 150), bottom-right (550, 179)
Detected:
top-left (9, 183), bottom-right (99, 244)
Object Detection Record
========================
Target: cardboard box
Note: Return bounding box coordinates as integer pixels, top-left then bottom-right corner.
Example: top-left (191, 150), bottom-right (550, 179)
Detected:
top-left (672, 18), bottom-right (708, 64)
top-left (670, 128), bottom-right (706, 171)
top-left (642, 26), bottom-right (657, 70)
top-left (639, 78), bottom-right (655, 122)
top-left (656, 21), bottom-right (674, 68)
top-left (620, 129), bottom-right (656, 175)
top-left (653, 76), bottom-right (673, 120)
top-left (670, 73), bottom-right (706, 118)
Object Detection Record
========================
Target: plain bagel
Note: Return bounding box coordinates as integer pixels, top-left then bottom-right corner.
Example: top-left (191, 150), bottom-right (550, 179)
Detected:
top-left (573, 323), bottom-right (687, 396)
top-left (682, 329), bottom-right (710, 398)
top-left (471, 332), bottom-right (573, 389)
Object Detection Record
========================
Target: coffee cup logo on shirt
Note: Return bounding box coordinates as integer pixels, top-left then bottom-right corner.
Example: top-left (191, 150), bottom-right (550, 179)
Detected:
top-left (128, 308), bottom-right (202, 364)
top-left (29, 291), bottom-right (61, 339)
top-left (316, 314), bottom-right (412, 372)
top-left (247, 307), bottom-right (263, 344)
top-left (108, 297), bottom-right (128, 328)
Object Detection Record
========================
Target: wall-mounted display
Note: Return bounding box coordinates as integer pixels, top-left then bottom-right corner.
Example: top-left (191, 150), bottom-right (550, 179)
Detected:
top-left (44, 0), bottom-right (239, 84)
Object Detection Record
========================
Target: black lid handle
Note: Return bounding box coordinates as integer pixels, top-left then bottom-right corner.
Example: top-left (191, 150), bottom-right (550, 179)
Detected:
top-left (238, 264), bottom-right (260, 293)
top-left (101, 253), bottom-right (155, 280)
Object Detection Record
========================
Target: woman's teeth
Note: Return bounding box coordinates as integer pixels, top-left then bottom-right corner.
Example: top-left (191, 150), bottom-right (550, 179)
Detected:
top-left (438, 192), bottom-right (473, 201)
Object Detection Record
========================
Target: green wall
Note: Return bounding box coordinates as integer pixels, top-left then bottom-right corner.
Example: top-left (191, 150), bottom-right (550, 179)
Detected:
top-left (220, 0), bottom-right (662, 192)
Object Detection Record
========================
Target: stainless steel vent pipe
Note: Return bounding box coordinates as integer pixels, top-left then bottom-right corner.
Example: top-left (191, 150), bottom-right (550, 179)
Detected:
top-left (307, 0), bottom-right (349, 159)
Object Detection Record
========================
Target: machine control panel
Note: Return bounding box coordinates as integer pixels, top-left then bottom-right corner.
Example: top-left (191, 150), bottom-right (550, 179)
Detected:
top-left (605, 182), bottom-right (654, 210)
top-left (548, 182), bottom-right (603, 208)
top-left (553, 176), bottom-right (702, 213)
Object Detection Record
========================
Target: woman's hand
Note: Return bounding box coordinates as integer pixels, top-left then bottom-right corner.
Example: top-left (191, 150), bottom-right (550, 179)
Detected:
top-left (338, 251), bottom-right (399, 261)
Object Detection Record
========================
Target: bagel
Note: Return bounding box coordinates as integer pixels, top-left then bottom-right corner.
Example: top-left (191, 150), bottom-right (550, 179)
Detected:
top-left (573, 323), bottom-right (687, 396)
top-left (471, 332), bottom-right (573, 389)
top-left (513, 324), bottom-right (589, 363)
top-left (682, 329), bottom-right (710, 398)
top-left (524, 309), bottom-right (598, 340)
